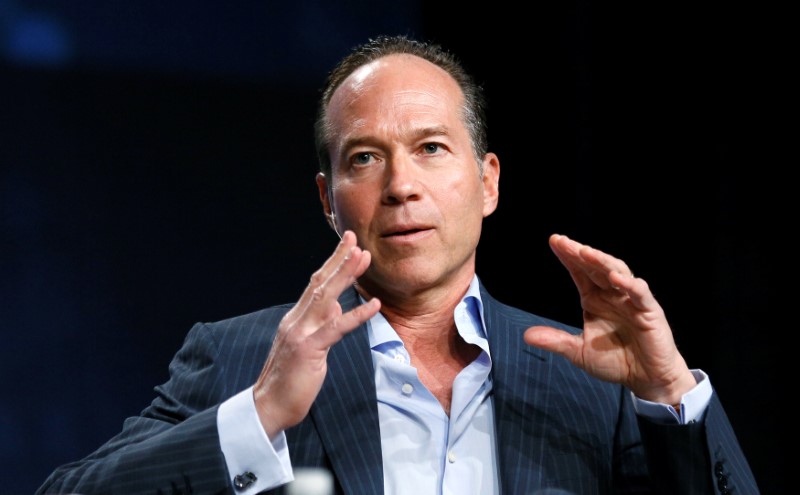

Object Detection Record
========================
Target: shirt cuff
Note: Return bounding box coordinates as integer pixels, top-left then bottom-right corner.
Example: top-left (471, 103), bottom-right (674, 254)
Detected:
top-left (631, 369), bottom-right (712, 424)
top-left (217, 386), bottom-right (294, 493)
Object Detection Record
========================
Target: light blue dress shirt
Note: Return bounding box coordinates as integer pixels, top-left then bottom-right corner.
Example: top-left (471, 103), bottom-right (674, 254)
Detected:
top-left (369, 275), bottom-right (500, 495)
top-left (216, 274), bottom-right (713, 494)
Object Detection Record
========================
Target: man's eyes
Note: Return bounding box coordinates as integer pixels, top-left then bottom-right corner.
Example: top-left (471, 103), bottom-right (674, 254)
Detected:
top-left (352, 152), bottom-right (374, 165)
top-left (349, 143), bottom-right (444, 167)
top-left (422, 143), bottom-right (441, 154)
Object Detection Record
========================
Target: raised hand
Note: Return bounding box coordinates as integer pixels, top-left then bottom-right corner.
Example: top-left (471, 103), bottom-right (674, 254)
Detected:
top-left (253, 231), bottom-right (381, 438)
top-left (524, 234), bottom-right (696, 405)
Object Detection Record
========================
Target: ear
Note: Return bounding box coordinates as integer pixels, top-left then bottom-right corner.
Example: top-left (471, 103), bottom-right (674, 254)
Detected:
top-left (481, 153), bottom-right (500, 217)
top-left (316, 172), bottom-right (336, 230)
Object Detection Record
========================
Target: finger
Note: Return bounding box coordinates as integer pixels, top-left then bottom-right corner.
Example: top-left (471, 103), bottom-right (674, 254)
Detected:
top-left (298, 230), bottom-right (358, 307)
top-left (284, 231), bottom-right (360, 326)
top-left (310, 297), bottom-right (382, 349)
top-left (577, 242), bottom-right (633, 279)
top-left (523, 325), bottom-right (582, 364)
top-left (548, 234), bottom-right (603, 293)
top-left (550, 234), bottom-right (633, 292)
top-left (291, 241), bottom-right (373, 334)
top-left (314, 245), bottom-right (372, 306)
top-left (607, 270), bottom-right (661, 314)
top-left (550, 234), bottom-right (611, 294)
top-left (303, 246), bottom-right (372, 324)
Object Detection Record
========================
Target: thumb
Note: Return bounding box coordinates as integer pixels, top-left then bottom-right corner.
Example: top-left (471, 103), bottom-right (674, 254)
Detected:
top-left (524, 326), bottom-right (581, 361)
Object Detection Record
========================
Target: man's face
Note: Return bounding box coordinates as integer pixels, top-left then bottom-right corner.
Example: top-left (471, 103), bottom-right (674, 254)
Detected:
top-left (318, 54), bottom-right (499, 299)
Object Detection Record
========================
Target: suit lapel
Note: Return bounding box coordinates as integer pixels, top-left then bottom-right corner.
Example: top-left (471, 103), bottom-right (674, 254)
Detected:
top-left (310, 288), bottom-right (384, 494)
top-left (482, 286), bottom-right (552, 494)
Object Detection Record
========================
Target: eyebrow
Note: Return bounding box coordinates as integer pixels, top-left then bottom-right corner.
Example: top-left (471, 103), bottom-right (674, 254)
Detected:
top-left (409, 125), bottom-right (450, 141)
top-left (340, 125), bottom-right (452, 152)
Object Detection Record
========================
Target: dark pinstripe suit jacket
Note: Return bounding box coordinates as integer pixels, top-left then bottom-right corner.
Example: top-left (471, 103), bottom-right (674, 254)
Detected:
top-left (37, 282), bottom-right (758, 495)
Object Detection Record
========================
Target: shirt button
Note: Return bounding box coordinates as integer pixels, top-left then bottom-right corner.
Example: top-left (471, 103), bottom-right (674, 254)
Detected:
top-left (401, 383), bottom-right (413, 395)
top-left (447, 451), bottom-right (456, 463)
top-left (394, 354), bottom-right (406, 364)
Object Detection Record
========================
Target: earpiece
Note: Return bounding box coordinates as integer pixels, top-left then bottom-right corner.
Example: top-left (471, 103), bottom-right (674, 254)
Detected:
top-left (325, 182), bottom-right (341, 239)
top-left (328, 211), bottom-right (341, 239)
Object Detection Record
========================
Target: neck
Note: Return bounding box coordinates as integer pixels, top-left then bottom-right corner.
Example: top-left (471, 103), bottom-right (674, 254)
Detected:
top-left (376, 287), bottom-right (481, 417)
top-left (356, 273), bottom-right (481, 416)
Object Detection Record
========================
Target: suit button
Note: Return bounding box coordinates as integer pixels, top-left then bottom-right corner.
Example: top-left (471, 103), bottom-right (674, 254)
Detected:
top-left (715, 460), bottom-right (725, 476)
top-left (234, 471), bottom-right (257, 490)
top-left (716, 474), bottom-right (729, 491)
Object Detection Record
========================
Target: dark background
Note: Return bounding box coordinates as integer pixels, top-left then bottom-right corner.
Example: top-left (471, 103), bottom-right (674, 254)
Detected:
top-left (1, 1), bottom-right (786, 493)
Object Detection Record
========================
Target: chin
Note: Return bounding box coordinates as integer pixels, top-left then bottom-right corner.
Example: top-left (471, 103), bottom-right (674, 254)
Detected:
top-left (365, 262), bottom-right (440, 293)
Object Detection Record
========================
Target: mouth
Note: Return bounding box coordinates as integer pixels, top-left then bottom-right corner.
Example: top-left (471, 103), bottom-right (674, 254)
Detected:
top-left (381, 225), bottom-right (433, 240)
top-left (383, 227), bottom-right (426, 237)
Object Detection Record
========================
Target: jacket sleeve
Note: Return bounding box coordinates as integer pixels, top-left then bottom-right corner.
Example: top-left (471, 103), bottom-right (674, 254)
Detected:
top-left (36, 322), bottom-right (241, 495)
top-left (637, 392), bottom-right (759, 495)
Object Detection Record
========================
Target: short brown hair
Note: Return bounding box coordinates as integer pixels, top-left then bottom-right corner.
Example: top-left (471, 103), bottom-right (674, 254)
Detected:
top-left (314, 35), bottom-right (488, 177)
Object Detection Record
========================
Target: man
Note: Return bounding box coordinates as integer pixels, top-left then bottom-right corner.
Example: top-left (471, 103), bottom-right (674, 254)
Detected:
top-left (37, 35), bottom-right (758, 495)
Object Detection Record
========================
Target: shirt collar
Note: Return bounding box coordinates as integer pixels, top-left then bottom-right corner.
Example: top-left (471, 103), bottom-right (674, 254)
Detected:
top-left (366, 274), bottom-right (488, 350)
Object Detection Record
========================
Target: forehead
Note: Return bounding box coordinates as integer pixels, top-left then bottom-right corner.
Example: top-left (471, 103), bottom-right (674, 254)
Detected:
top-left (327, 54), bottom-right (464, 127)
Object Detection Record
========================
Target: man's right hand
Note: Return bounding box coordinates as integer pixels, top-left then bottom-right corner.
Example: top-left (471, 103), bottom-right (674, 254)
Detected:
top-left (253, 230), bottom-right (381, 438)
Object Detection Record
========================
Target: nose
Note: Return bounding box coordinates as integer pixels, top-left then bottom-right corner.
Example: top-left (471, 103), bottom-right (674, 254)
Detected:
top-left (381, 153), bottom-right (421, 205)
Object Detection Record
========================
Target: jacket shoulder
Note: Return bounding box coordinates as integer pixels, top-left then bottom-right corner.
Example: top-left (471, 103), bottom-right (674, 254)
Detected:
top-left (478, 282), bottom-right (582, 336)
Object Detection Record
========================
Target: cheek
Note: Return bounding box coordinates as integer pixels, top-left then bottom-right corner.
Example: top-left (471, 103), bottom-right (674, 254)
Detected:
top-left (335, 187), bottom-right (376, 224)
top-left (437, 173), bottom-right (484, 212)
top-left (429, 188), bottom-right (483, 240)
